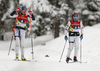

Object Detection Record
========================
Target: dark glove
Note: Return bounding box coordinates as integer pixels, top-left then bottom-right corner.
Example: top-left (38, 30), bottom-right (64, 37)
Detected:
top-left (80, 34), bottom-right (83, 40)
top-left (64, 36), bottom-right (67, 41)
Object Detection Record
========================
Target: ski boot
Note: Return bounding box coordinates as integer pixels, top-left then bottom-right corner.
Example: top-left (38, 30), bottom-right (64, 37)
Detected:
top-left (66, 57), bottom-right (70, 63)
top-left (15, 56), bottom-right (20, 61)
top-left (22, 58), bottom-right (26, 61)
top-left (21, 55), bottom-right (26, 61)
top-left (73, 56), bottom-right (78, 62)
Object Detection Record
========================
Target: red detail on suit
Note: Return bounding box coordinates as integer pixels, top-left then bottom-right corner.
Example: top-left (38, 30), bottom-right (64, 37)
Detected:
top-left (70, 20), bottom-right (80, 27)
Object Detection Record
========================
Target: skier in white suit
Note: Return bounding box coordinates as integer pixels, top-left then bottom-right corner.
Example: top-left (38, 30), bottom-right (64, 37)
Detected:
top-left (64, 12), bottom-right (84, 63)
top-left (10, 6), bottom-right (35, 61)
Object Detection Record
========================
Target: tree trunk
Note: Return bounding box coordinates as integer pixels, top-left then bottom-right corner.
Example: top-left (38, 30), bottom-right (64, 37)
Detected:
top-left (54, 20), bottom-right (60, 38)
top-left (54, 0), bottom-right (60, 38)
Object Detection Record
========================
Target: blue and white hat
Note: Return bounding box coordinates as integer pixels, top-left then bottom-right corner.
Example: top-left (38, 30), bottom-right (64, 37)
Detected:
top-left (73, 12), bottom-right (78, 19)
top-left (21, 6), bottom-right (27, 10)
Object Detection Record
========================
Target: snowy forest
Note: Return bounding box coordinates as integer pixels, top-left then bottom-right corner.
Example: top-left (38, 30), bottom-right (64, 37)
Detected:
top-left (0, 0), bottom-right (100, 40)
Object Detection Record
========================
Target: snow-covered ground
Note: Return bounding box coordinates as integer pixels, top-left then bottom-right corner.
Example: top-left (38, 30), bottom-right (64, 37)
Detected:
top-left (0, 24), bottom-right (100, 71)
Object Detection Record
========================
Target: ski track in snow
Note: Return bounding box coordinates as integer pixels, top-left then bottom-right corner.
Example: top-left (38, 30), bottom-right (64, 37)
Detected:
top-left (0, 24), bottom-right (100, 71)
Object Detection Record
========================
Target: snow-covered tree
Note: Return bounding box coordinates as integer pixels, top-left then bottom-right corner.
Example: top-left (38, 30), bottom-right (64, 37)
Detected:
top-left (19, 0), bottom-right (68, 37)
top-left (71, 0), bottom-right (100, 26)
top-left (0, 0), bottom-right (20, 40)
top-left (0, 0), bottom-right (14, 40)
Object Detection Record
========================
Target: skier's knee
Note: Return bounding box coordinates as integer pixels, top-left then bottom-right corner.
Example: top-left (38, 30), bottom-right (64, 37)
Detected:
top-left (16, 45), bottom-right (19, 47)
top-left (21, 46), bottom-right (24, 48)
top-left (68, 48), bottom-right (73, 51)
top-left (16, 43), bottom-right (19, 47)
top-left (75, 47), bottom-right (79, 50)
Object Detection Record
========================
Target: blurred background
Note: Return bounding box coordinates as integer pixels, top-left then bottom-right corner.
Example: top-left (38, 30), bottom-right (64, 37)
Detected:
top-left (0, 0), bottom-right (100, 41)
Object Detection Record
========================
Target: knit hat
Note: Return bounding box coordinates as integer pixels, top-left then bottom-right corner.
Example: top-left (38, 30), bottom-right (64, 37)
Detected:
top-left (73, 12), bottom-right (78, 19)
top-left (21, 6), bottom-right (27, 10)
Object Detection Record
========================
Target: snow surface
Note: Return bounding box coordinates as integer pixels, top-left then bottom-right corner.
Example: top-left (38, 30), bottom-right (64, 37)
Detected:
top-left (0, 24), bottom-right (100, 71)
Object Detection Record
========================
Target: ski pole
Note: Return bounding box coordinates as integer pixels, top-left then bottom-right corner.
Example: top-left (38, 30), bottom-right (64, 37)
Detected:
top-left (29, 14), bottom-right (34, 59)
top-left (80, 38), bottom-right (82, 63)
top-left (8, 13), bottom-right (18, 55)
top-left (80, 27), bottom-right (83, 63)
top-left (59, 41), bottom-right (67, 62)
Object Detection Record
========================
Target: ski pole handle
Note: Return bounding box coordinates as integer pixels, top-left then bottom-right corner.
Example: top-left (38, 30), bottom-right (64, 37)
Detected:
top-left (28, 9), bottom-right (33, 15)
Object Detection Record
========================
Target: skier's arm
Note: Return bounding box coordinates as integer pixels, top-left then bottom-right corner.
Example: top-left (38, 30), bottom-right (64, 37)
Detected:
top-left (30, 14), bottom-right (35, 20)
top-left (80, 21), bottom-right (84, 40)
top-left (10, 7), bottom-right (21, 16)
top-left (28, 14), bottom-right (35, 21)
top-left (10, 11), bottom-right (18, 18)
top-left (28, 9), bottom-right (35, 21)
top-left (65, 21), bottom-right (70, 36)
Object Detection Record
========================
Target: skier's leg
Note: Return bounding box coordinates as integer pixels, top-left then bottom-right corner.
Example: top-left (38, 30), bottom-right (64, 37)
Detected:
top-left (20, 29), bottom-right (26, 60)
top-left (15, 29), bottom-right (20, 58)
top-left (74, 36), bottom-right (80, 61)
top-left (66, 36), bottom-right (75, 62)
top-left (67, 36), bottom-right (75, 57)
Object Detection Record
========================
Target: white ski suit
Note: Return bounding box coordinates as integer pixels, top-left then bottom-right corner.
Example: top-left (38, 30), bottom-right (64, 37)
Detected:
top-left (65, 19), bottom-right (83, 58)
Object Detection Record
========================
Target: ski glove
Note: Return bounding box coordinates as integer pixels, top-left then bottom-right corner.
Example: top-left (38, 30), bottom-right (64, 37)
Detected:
top-left (28, 9), bottom-right (33, 15)
top-left (15, 7), bottom-right (21, 12)
top-left (65, 36), bottom-right (67, 41)
top-left (80, 34), bottom-right (83, 40)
